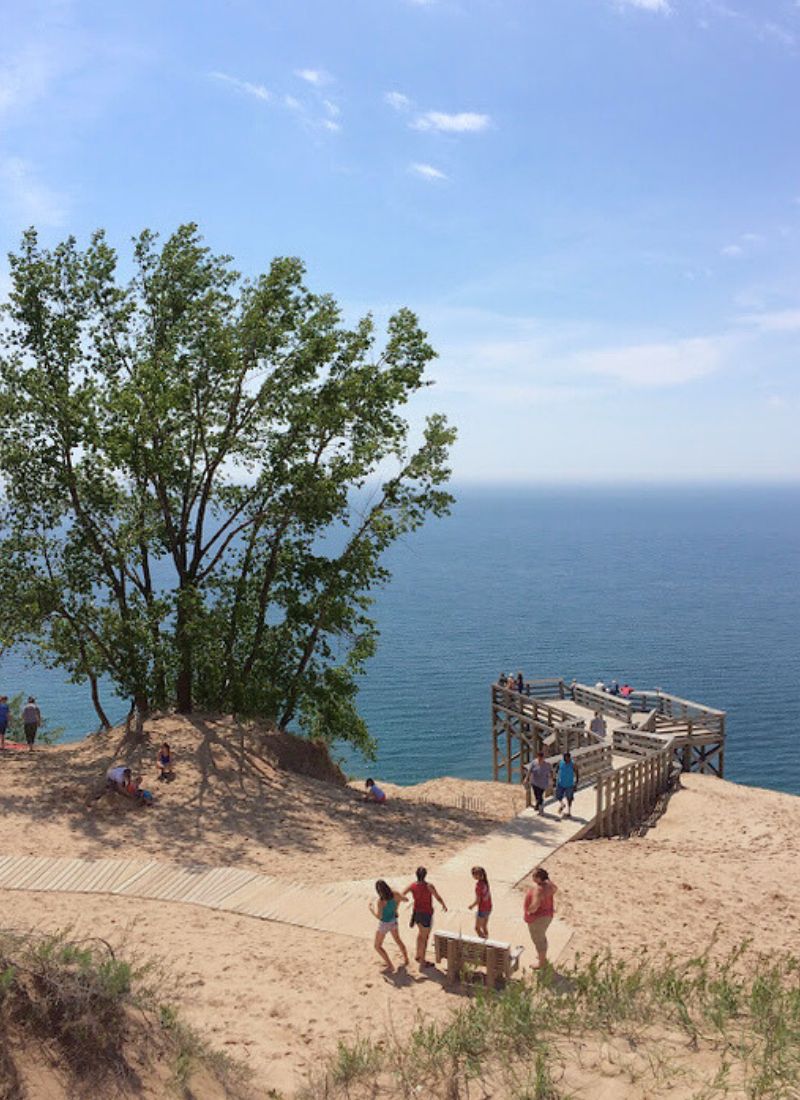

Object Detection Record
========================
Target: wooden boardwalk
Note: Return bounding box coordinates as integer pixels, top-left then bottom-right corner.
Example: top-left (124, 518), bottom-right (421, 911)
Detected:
top-left (0, 790), bottom-right (587, 967)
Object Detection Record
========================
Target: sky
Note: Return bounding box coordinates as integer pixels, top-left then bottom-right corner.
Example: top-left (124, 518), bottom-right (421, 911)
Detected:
top-left (1, 0), bottom-right (799, 483)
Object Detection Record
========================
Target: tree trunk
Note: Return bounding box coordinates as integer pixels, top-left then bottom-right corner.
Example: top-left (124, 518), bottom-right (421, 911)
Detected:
top-left (89, 673), bottom-right (112, 731)
top-left (175, 588), bottom-right (193, 714)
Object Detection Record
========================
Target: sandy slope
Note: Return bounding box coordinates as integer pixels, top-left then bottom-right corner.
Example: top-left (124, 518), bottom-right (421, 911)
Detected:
top-left (0, 719), bottom-right (798, 1096)
top-left (542, 773), bottom-right (800, 963)
top-left (0, 714), bottom-right (516, 883)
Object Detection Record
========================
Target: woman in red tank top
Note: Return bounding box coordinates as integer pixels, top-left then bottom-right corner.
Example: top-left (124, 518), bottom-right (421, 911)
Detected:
top-left (523, 867), bottom-right (558, 969)
top-left (402, 866), bottom-right (448, 967)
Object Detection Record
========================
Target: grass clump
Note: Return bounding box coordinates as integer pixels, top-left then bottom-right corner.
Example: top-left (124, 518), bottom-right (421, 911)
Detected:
top-left (0, 928), bottom-right (252, 1099)
top-left (303, 946), bottom-right (800, 1100)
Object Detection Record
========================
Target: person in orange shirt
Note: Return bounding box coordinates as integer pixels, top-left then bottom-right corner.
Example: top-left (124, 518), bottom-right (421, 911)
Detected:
top-left (523, 867), bottom-right (558, 969)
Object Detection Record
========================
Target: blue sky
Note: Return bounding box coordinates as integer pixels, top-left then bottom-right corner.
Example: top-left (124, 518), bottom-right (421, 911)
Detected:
top-left (1, 0), bottom-right (799, 481)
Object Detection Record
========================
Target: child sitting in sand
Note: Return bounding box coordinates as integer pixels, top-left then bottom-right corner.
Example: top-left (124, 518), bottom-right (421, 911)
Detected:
top-left (156, 742), bottom-right (174, 781)
top-left (364, 778), bottom-right (387, 804)
top-left (124, 774), bottom-right (154, 806)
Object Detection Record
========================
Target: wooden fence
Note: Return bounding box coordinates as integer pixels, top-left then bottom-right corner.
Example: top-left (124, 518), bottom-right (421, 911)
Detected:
top-left (570, 683), bottom-right (634, 723)
top-left (612, 728), bottom-right (672, 757)
top-left (628, 690), bottom-right (725, 739)
top-left (496, 677), bottom-right (565, 700)
top-left (593, 740), bottom-right (677, 837)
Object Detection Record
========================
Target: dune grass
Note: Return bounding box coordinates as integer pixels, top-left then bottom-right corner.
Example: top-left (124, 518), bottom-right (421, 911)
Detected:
top-left (0, 928), bottom-right (251, 1098)
top-left (304, 944), bottom-right (800, 1099)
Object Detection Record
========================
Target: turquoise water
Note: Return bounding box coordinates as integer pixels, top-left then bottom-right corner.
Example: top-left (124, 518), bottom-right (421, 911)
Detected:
top-left (2, 486), bottom-right (798, 795)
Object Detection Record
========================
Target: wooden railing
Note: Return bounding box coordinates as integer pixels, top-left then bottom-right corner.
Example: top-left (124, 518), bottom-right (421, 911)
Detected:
top-left (491, 686), bottom-right (575, 729)
top-left (612, 728), bottom-right (672, 757)
top-left (570, 683), bottom-right (634, 724)
top-left (494, 679), bottom-right (565, 701)
top-left (633, 708), bottom-right (658, 732)
top-left (593, 739), bottom-right (677, 837)
top-left (628, 690), bottom-right (725, 739)
top-left (540, 722), bottom-right (599, 756)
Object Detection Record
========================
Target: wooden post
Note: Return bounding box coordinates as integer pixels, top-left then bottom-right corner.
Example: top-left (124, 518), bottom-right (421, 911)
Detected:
top-left (446, 938), bottom-right (459, 986)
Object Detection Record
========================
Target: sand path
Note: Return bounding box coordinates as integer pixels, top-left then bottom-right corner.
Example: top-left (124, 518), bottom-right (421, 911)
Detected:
top-left (0, 787), bottom-right (594, 963)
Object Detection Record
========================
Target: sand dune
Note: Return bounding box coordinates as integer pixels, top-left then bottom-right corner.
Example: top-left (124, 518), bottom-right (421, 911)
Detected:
top-left (0, 717), bottom-right (798, 1095)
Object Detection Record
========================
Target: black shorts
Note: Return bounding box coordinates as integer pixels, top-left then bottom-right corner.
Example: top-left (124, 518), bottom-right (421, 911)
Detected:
top-left (412, 911), bottom-right (432, 928)
top-left (24, 723), bottom-right (37, 744)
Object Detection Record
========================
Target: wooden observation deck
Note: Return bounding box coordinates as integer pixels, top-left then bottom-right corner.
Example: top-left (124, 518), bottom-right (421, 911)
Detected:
top-left (491, 677), bottom-right (726, 836)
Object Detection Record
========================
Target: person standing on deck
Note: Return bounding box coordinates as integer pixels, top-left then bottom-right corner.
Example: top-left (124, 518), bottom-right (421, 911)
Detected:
top-left (402, 866), bottom-right (448, 967)
top-left (0, 696), bottom-right (9, 751)
top-left (516, 671), bottom-right (524, 693)
top-left (22, 697), bottom-right (41, 751)
top-left (590, 711), bottom-right (607, 740)
top-left (524, 867), bottom-right (558, 970)
top-left (526, 750), bottom-right (553, 815)
top-left (556, 752), bottom-right (579, 818)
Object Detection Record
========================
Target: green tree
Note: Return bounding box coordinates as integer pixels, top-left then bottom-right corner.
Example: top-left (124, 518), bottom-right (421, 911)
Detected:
top-left (0, 225), bottom-right (455, 754)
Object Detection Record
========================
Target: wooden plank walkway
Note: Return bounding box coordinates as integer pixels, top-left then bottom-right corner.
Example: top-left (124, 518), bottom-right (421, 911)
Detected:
top-left (0, 789), bottom-right (585, 967)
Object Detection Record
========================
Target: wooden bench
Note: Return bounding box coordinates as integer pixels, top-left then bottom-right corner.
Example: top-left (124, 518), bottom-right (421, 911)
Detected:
top-left (434, 930), bottom-right (524, 988)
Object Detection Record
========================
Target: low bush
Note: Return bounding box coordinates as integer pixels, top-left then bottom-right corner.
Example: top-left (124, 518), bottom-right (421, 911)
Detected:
top-left (303, 946), bottom-right (800, 1099)
top-left (0, 929), bottom-right (251, 1098)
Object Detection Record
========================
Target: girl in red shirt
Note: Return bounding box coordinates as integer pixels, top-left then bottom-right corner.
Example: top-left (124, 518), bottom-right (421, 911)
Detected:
top-left (469, 866), bottom-right (492, 939)
top-left (402, 866), bottom-right (448, 967)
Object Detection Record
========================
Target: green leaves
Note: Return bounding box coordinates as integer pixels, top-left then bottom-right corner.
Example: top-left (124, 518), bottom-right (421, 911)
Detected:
top-left (0, 224), bottom-right (454, 750)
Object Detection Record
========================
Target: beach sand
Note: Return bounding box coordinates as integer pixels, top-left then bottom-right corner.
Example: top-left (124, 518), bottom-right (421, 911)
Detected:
top-left (0, 718), bottom-right (798, 1095)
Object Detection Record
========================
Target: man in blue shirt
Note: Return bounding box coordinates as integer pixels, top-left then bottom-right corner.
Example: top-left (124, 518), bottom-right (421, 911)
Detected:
top-left (556, 752), bottom-right (579, 818)
top-left (0, 696), bottom-right (9, 751)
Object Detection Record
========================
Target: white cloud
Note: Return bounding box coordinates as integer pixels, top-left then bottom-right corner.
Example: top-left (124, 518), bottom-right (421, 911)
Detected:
top-left (738, 309), bottom-right (800, 333)
top-left (385, 91), bottom-right (412, 112)
top-left (323, 99), bottom-right (340, 117)
top-left (0, 45), bottom-right (57, 117)
top-left (411, 111), bottom-right (491, 133)
top-left (295, 68), bottom-right (330, 86)
top-left (721, 244), bottom-right (744, 257)
top-left (614, 0), bottom-right (672, 11)
top-left (567, 337), bottom-right (724, 386)
top-left (0, 156), bottom-right (67, 227)
top-left (321, 119), bottom-right (341, 133)
top-left (410, 162), bottom-right (448, 181)
top-left (210, 71), bottom-right (271, 101)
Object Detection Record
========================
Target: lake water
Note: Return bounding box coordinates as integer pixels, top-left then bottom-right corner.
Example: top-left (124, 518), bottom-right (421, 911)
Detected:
top-left (2, 486), bottom-right (798, 795)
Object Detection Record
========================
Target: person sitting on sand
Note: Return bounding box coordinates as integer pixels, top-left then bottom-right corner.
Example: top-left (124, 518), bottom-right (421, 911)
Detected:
top-left (106, 765), bottom-right (132, 792)
top-left (156, 742), bottom-right (174, 781)
top-left (402, 866), bottom-right (447, 967)
top-left (124, 774), bottom-right (154, 806)
top-left (469, 866), bottom-right (492, 939)
top-left (369, 880), bottom-right (410, 973)
top-left (364, 778), bottom-right (387, 803)
top-left (523, 867), bottom-right (558, 970)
